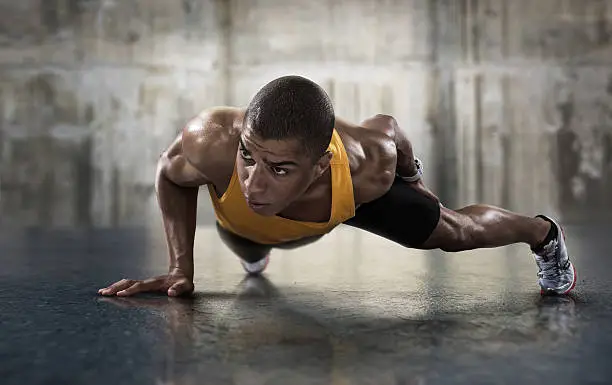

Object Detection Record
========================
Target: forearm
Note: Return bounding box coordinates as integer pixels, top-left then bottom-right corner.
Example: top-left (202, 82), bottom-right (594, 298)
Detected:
top-left (155, 159), bottom-right (199, 280)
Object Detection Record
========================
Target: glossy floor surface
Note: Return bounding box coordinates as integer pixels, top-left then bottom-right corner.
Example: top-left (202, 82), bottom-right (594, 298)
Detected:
top-left (2, 224), bottom-right (611, 385)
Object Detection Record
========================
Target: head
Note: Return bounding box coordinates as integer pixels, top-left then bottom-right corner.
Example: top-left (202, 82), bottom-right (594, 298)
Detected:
top-left (237, 75), bottom-right (335, 216)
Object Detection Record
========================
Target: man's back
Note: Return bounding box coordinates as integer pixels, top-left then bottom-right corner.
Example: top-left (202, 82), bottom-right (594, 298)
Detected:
top-left (175, 106), bottom-right (399, 210)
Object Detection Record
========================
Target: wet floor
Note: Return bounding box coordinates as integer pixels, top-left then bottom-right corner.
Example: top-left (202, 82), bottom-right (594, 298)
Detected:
top-left (1, 223), bottom-right (612, 385)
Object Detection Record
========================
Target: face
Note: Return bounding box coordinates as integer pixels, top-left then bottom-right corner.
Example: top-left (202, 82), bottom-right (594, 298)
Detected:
top-left (236, 129), bottom-right (332, 216)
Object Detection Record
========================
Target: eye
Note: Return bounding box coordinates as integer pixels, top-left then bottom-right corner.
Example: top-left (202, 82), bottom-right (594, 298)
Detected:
top-left (271, 167), bottom-right (288, 176)
top-left (240, 148), bottom-right (253, 161)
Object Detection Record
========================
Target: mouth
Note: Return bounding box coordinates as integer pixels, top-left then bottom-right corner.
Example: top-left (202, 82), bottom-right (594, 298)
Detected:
top-left (246, 200), bottom-right (269, 210)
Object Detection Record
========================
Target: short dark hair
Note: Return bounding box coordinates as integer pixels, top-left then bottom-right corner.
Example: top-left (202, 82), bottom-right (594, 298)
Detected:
top-left (244, 75), bottom-right (335, 160)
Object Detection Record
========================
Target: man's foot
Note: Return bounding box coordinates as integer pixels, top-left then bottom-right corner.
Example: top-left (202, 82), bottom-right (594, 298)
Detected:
top-left (240, 254), bottom-right (270, 275)
top-left (532, 215), bottom-right (577, 295)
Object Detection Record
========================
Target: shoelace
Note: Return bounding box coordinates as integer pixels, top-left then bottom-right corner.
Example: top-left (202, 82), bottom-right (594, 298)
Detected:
top-left (536, 258), bottom-right (561, 279)
top-left (535, 240), bottom-right (561, 280)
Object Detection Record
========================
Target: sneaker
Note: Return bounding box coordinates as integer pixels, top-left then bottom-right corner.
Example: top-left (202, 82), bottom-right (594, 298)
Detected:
top-left (240, 254), bottom-right (270, 275)
top-left (532, 215), bottom-right (577, 295)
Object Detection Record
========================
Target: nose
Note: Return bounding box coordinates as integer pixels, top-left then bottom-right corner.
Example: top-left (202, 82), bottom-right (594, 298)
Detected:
top-left (244, 164), bottom-right (267, 198)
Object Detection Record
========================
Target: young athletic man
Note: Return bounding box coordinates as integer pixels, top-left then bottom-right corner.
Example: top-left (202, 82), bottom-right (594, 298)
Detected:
top-left (98, 75), bottom-right (577, 298)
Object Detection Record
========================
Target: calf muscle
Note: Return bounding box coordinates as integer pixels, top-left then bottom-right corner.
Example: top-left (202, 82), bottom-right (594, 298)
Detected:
top-left (420, 205), bottom-right (551, 252)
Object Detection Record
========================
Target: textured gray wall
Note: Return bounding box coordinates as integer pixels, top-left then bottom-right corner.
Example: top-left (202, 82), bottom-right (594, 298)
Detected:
top-left (0, 0), bottom-right (227, 227)
top-left (1, 0), bottom-right (611, 228)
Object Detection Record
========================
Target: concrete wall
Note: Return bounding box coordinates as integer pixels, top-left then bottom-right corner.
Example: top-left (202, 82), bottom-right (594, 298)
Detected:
top-left (0, 0), bottom-right (227, 227)
top-left (449, 0), bottom-right (612, 222)
top-left (1, 0), bottom-right (611, 228)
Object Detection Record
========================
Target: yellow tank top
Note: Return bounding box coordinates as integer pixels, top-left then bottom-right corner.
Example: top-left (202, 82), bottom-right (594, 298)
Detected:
top-left (207, 129), bottom-right (355, 245)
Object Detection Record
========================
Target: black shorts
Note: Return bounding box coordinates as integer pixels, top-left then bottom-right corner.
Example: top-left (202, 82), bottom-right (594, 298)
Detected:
top-left (216, 177), bottom-right (441, 262)
top-left (343, 176), bottom-right (441, 248)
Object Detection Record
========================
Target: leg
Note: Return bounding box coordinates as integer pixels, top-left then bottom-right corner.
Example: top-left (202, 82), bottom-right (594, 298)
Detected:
top-left (216, 222), bottom-right (271, 264)
top-left (216, 222), bottom-right (325, 274)
top-left (344, 177), bottom-right (441, 248)
top-left (420, 205), bottom-right (551, 252)
top-left (346, 177), bottom-right (549, 251)
top-left (420, 206), bottom-right (576, 294)
top-left (344, 177), bottom-right (576, 294)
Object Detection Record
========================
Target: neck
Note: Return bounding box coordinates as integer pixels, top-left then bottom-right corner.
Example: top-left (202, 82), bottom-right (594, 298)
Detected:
top-left (302, 167), bottom-right (331, 199)
top-left (277, 167), bottom-right (332, 217)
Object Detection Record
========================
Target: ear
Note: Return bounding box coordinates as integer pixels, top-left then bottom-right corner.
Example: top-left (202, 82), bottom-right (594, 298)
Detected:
top-left (313, 150), bottom-right (333, 177)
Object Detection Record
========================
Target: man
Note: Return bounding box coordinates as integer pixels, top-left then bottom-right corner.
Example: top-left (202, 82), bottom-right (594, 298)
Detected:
top-left (98, 75), bottom-right (576, 298)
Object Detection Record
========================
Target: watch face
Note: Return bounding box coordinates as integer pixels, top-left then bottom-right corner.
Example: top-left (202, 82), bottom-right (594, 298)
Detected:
top-left (415, 159), bottom-right (421, 169)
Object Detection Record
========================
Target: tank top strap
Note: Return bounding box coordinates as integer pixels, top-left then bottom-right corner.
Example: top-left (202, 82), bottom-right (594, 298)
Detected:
top-left (328, 129), bottom-right (355, 223)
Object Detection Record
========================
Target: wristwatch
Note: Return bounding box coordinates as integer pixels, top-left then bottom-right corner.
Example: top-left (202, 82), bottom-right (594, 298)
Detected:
top-left (397, 157), bottom-right (423, 183)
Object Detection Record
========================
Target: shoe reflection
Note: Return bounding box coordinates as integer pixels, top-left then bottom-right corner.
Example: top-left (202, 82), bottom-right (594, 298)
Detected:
top-left (235, 275), bottom-right (281, 299)
top-left (535, 293), bottom-right (577, 337)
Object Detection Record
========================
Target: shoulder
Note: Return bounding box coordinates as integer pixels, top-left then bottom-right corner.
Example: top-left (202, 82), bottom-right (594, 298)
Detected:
top-left (334, 115), bottom-right (398, 204)
top-left (334, 114), bottom-right (397, 151)
top-left (334, 115), bottom-right (397, 169)
top-left (181, 106), bottom-right (245, 182)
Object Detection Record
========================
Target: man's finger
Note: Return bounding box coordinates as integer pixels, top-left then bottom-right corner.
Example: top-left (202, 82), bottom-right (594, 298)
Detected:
top-left (116, 277), bottom-right (166, 297)
top-left (167, 280), bottom-right (193, 297)
top-left (98, 279), bottom-right (136, 296)
top-left (116, 282), bottom-right (146, 297)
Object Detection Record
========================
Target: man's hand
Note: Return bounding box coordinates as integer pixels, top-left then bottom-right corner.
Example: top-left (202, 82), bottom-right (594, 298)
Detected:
top-left (98, 269), bottom-right (194, 297)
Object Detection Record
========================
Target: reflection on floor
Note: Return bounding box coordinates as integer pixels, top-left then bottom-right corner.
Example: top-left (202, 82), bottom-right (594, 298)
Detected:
top-left (2, 224), bottom-right (611, 384)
